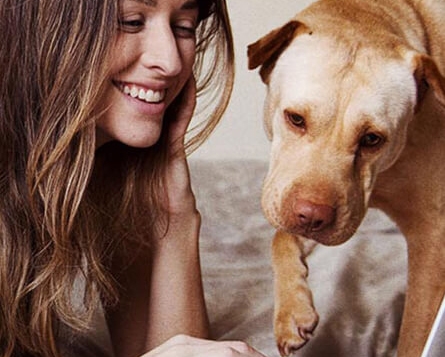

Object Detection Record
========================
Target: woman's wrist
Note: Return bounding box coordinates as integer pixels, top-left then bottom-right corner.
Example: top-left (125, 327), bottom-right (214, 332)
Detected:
top-left (152, 209), bottom-right (201, 249)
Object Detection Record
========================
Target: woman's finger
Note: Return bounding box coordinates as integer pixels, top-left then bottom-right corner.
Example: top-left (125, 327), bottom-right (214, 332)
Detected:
top-left (140, 335), bottom-right (268, 357)
top-left (167, 76), bottom-right (197, 156)
top-left (144, 335), bottom-right (209, 355)
top-left (162, 78), bottom-right (197, 214)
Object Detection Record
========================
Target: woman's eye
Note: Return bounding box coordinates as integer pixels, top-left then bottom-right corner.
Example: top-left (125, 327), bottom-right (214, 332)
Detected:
top-left (118, 18), bottom-right (145, 32)
top-left (173, 23), bottom-right (197, 39)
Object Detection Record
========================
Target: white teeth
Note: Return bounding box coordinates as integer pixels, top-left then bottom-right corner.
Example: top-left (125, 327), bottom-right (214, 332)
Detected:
top-left (130, 87), bottom-right (139, 98)
top-left (145, 89), bottom-right (154, 102)
top-left (120, 83), bottom-right (165, 103)
top-left (138, 89), bottom-right (146, 100)
top-left (144, 89), bottom-right (164, 103)
top-left (152, 91), bottom-right (162, 102)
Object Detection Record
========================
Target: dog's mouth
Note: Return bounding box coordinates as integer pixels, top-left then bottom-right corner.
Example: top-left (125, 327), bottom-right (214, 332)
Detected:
top-left (297, 224), bottom-right (358, 246)
top-left (263, 200), bottom-right (364, 246)
top-left (275, 219), bottom-right (361, 246)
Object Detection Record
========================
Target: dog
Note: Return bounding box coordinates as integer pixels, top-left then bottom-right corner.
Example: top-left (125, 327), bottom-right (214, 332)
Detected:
top-left (247, 0), bottom-right (445, 356)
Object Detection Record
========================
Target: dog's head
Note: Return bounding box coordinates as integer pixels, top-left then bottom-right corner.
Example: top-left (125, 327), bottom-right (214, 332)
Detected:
top-left (248, 14), bottom-right (445, 245)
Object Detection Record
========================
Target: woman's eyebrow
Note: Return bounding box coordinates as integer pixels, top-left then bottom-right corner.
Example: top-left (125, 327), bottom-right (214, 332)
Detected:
top-left (180, 0), bottom-right (199, 10)
top-left (128, 0), bottom-right (198, 9)
top-left (129, 0), bottom-right (157, 6)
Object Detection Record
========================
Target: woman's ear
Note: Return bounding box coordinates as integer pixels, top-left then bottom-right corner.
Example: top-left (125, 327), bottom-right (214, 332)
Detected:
top-left (412, 53), bottom-right (445, 111)
top-left (247, 20), bottom-right (306, 83)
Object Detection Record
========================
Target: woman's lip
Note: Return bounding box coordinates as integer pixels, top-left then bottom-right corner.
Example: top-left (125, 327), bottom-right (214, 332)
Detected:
top-left (113, 80), bottom-right (167, 103)
top-left (113, 80), bottom-right (167, 93)
top-left (113, 81), bottom-right (167, 115)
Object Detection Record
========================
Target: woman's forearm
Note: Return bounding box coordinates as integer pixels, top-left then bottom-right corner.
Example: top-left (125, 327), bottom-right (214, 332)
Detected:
top-left (106, 211), bottom-right (208, 357)
top-left (146, 212), bottom-right (209, 349)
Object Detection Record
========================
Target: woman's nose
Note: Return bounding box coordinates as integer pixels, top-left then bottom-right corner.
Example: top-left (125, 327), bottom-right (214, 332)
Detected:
top-left (140, 25), bottom-right (182, 77)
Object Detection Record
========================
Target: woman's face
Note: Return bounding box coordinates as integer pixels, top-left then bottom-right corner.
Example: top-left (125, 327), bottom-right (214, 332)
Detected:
top-left (96, 0), bottom-right (199, 148)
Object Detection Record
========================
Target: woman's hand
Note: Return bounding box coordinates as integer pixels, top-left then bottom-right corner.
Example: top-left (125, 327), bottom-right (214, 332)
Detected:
top-left (141, 335), bottom-right (268, 357)
top-left (164, 76), bottom-right (198, 220)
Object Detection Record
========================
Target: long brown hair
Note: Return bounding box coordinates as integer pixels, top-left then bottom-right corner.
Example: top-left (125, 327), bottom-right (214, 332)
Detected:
top-left (0, 0), bottom-right (234, 356)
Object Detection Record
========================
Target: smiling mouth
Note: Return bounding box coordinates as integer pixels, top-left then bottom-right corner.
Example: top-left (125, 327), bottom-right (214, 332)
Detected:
top-left (114, 81), bottom-right (166, 104)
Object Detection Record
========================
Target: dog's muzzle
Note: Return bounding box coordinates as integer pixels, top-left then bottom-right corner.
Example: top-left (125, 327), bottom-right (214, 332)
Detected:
top-left (279, 196), bottom-right (338, 244)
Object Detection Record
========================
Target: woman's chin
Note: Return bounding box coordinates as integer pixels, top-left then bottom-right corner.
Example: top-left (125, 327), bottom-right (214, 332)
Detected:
top-left (96, 124), bottom-right (163, 149)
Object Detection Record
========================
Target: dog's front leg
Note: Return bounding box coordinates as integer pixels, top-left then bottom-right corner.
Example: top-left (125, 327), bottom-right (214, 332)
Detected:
top-left (397, 239), bottom-right (445, 357)
top-left (272, 230), bottom-right (319, 356)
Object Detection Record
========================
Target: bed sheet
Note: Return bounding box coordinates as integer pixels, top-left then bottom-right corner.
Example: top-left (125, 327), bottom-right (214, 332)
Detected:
top-left (60, 159), bottom-right (407, 357)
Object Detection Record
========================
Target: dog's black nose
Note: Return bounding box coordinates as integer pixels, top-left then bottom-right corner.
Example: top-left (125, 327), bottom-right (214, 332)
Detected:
top-left (294, 199), bottom-right (335, 232)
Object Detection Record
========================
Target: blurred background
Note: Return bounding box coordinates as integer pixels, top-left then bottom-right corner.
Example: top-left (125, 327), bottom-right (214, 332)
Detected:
top-left (191, 0), bottom-right (316, 161)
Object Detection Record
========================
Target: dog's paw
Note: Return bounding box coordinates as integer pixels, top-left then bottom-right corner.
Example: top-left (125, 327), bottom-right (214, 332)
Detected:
top-left (275, 307), bottom-right (319, 356)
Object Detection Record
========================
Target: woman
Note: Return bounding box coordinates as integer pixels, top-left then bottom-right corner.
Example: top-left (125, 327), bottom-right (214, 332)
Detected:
top-left (0, 0), bottom-right (266, 356)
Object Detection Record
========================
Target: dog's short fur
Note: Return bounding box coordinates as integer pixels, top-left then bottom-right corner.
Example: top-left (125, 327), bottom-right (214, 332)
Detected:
top-left (248, 0), bottom-right (445, 356)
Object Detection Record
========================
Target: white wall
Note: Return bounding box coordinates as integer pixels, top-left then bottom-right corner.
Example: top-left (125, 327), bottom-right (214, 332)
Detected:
top-left (191, 0), bottom-right (315, 160)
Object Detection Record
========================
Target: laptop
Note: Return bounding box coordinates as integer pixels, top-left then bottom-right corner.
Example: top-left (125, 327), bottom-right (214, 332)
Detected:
top-left (421, 293), bottom-right (445, 357)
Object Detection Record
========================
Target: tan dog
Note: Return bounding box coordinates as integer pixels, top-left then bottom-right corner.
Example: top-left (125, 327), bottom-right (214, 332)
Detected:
top-left (247, 0), bottom-right (445, 356)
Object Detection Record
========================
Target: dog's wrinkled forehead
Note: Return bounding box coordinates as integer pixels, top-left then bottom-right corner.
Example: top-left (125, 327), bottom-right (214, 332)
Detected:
top-left (269, 34), bottom-right (417, 128)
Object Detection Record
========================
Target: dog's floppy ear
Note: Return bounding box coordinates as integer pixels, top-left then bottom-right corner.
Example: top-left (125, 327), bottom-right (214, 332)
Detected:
top-left (247, 21), bottom-right (306, 83)
top-left (412, 53), bottom-right (445, 112)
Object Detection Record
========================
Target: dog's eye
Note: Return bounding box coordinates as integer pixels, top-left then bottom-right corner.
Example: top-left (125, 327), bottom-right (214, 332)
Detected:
top-left (285, 111), bottom-right (306, 129)
top-left (359, 132), bottom-right (384, 149)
